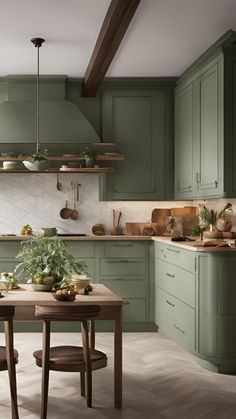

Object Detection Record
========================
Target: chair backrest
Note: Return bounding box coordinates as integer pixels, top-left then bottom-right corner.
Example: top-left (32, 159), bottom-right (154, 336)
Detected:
top-left (35, 305), bottom-right (101, 321)
top-left (0, 306), bottom-right (15, 321)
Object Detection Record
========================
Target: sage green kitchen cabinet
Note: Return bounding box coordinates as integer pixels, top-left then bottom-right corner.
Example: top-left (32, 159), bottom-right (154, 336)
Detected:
top-left (0, 241), bottom-right (21, 273)
top-left (155, 240), bottom-right (236, 374)
top-left (155, 242), bottom-right (196, 353)
top-left (175, 31), bottom-right (236, 199)
top-left (175, 57), bottom-right (223, 199)
top-left (0, 239), bottom-right (156, 332)
top-left (64, 241), bottom-right (95, 278)
top-left (100, 89), bottom-right (174, 200)
top-left (95, 240), bottom-right (154, 330)
top-left (174, 83), bottom-right (195, 198)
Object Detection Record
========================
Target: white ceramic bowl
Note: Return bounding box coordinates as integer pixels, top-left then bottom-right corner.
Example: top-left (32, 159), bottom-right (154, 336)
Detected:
top-left (23, 160), bottom-right (50, 171)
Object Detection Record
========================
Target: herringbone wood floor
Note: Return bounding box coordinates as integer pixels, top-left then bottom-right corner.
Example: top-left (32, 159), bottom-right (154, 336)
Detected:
top-left (0, 332), bottom-right (236, 419)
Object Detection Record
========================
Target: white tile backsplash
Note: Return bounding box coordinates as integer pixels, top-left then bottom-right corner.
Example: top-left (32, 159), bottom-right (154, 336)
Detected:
top-left (0, 173), bottom-right (192, 235)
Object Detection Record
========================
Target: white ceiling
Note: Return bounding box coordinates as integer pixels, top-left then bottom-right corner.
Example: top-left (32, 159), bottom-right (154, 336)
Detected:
top-left (1, 0), bottom-right (236, 78)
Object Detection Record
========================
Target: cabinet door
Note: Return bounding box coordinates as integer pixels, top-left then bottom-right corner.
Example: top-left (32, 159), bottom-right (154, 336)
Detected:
top-left (174, 83), bottom-right (194, 198)
top-left (195, 61), bottom-right (223, 197)
top-left (100, 90), bottom-right (173, 200)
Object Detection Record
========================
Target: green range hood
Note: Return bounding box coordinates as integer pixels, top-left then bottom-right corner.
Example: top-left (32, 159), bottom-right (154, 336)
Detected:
top-left (0, 76), bottom-right (100, 144)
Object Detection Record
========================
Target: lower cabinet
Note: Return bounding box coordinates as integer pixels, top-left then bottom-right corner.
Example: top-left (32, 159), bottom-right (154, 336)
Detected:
top-left (155, 241), bottom-right (236, 374)
top-left (0, 239), bottom-right (155, 332)
top-left (95, 241), bottom-right (153, 329)
top-left (155, 287), bottom-right (195, 352)
top-left (0, 241), bottom-right (21, 273)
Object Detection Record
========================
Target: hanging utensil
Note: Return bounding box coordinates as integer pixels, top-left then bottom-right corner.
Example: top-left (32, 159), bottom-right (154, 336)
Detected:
top-left (56, 173), bottom-right (62, 191)
top-left (77, 183), bottom-right (81, 202)
top-left (70, 181), bottom-right (79, 220)
top-left (117, 211), bottom-right (122, 227)
top-left (60, 201), bottom-right (72, 219)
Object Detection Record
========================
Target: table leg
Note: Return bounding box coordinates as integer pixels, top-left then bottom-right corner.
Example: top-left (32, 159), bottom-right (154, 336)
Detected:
top-left (114, 305), bottom-right (122, 408)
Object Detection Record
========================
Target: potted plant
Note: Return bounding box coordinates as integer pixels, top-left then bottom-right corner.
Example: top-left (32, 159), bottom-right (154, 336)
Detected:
top-left (23, 149), bottom-right (50, 171)
top-left (79, 146), bottom-right (96, 168)
top-left (216, 202), bottom-right (232, 232)
top-left (14, 234), bottom-right (86, 291)
top-left (199, 205), bottom-right (218, 232)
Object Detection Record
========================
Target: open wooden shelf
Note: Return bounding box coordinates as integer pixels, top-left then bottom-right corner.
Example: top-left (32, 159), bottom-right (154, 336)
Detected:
top-left (0, 154), bottom-right (124, 162)
top-left (0, 167), bottom-right (114, 173)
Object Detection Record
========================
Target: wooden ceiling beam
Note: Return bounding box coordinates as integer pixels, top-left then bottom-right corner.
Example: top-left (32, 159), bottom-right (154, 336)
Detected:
top-left (81, 0), bottom-right (141, 97)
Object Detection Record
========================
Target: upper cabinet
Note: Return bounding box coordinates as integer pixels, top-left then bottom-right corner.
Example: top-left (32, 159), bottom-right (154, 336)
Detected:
top-left (174, 30), bottom-right (236, 200)
top-left (100, 87), bottom-right (174, 200)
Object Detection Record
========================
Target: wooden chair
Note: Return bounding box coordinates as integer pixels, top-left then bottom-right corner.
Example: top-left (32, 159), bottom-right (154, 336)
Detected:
top-left (33, 305), bottom-right (107, 419)
top-left (0, 305), bottom-right (19, 419)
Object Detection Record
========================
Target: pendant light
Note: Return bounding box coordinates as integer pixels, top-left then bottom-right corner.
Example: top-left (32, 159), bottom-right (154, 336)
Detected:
top-left (23, 37), bottom-right (50, 171)
top-left (31, 37), bottom-right (45, 153)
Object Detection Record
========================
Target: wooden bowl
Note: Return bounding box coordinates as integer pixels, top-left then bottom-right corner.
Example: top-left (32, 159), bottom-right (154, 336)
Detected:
top-left (92, 224), bottom-right (107, 235)
top-left (52, 292), bottom-right (76, 302)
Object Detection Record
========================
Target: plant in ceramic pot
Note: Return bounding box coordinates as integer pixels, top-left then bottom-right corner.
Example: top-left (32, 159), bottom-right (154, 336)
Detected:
top-left (199, 205), bottom-right (218, 232)
top-left (14, 234), bottom-right (84, 291)
top-left (79, 146), bottom-right (96, 168)
top-left (23, 149), bottom-right (50, 171)
top-left (216, 202), bottom-right (232, 232)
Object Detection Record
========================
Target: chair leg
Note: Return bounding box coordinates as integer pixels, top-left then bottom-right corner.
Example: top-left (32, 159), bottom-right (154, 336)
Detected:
top-left (4, 320), bottom-right (19, 419)
top-left (80, 372), bottom-right (85, 397)
top-left (41, 321), bottom-right (51, 419)
top-left (82, 321), bottom-right (92, 408)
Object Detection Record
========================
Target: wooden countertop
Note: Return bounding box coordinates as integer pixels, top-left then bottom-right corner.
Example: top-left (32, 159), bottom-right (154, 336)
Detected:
top-left (152, 236), bottom-right (236, 252)
top-left (0, 235), bottom-right (236, 251)
top-left (0, 235), bottom-right (151, 241)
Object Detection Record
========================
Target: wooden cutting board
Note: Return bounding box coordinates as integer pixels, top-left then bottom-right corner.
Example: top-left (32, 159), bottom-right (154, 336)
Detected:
top-left (125, 223), bottom-right (160, 236)
top-left (204, 231), bottom-right (236, 239)
top-left (171, 207), bottom-right (198, 236)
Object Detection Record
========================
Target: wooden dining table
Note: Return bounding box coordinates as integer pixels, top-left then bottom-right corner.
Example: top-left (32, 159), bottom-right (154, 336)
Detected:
top-left (0, 283), bottom-right (123, 408)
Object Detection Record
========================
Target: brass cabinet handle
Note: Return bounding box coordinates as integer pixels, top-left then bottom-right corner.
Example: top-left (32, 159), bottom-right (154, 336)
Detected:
top-left (111, 244), bottom-right (133, 247)
top-left (166, 299), bottom-right (175, 307)
top-left (106, 259), bottom-right (141, 263)
top-left (173, 324), bottom-right (185, 335)
top-left (167, 248), bottom-right (180, 254)
top-left (166, 272), bottom-right (175, 278)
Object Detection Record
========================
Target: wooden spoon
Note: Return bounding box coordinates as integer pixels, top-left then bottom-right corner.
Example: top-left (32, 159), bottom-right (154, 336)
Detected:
top-left (70, 181), bottom-right (79, 220)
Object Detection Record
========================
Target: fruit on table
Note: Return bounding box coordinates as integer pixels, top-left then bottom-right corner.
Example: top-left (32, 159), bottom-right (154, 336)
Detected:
top-left (21, 224), bottom-right (32, 235)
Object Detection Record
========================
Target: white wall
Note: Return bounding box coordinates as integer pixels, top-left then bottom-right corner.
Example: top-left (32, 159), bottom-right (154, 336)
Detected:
top-left (2, 172), bottom-right (236, 235)
top-left (0, 173), bottom-right (191, 235)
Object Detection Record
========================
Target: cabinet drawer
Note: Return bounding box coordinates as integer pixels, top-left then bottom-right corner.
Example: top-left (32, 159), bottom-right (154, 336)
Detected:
top-left (155, 259), bottom-right (195, 308)
top-left (65, 242), bottom-right (94, 258)
top-left (95, 242), bottom-right (146, 258)
top-left (155, 287), bottom-right (195, 352)
top-left (155, 243), bottom-right (196, 273)
top-left (74, 258), bottom-right (95, 279)
top-left (98, 258), bottom-right (145, 277)
top-left (0, 242), bottom-right (20, 258)
top-left (0, 260), bottom-right (19, 273)
top-left (101, 279), bottom-right (146, 298)
top-left (123, 298), bottom-right (146, 322)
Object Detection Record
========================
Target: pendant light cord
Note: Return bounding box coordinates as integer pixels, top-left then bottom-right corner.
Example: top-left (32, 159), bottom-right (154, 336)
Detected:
top-left (31, 37), bottom-right (45, 154)
top-left (36, 45), bottom-right (40, 152)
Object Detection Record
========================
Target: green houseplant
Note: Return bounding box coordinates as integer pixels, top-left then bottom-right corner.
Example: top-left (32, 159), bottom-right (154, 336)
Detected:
top-left (14, 234), bottom-right (87, 291)
top-left (79, 146), bottom-right (96, 168)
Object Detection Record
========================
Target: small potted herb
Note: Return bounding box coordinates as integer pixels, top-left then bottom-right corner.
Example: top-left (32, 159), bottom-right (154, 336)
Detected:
top-left (79, 147), bottom-right (96, 168)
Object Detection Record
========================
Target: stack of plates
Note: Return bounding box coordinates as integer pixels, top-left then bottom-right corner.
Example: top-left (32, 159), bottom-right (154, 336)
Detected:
top-left (3, 161), bottom-right (18, 169)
